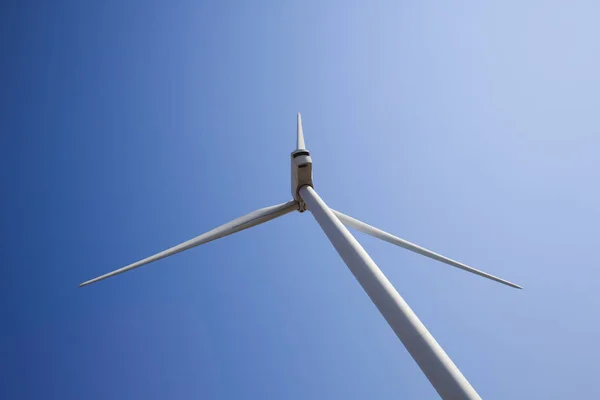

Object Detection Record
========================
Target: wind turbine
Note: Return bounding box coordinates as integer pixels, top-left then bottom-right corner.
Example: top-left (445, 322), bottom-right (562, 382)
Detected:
top-left (81, 114), bottom-right (521, 399)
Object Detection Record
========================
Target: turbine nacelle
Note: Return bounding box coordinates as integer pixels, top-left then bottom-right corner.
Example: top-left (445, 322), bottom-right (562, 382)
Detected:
top-left (291, 149), bottom-right (313, 211)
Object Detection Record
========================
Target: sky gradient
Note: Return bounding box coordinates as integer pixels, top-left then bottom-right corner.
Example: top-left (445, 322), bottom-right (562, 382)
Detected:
top-left (3, 1), bottom-right (600, 398)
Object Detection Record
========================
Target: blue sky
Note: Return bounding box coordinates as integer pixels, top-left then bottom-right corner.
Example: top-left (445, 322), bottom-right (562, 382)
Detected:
top-left (2, 1), bottom-right (600, 398)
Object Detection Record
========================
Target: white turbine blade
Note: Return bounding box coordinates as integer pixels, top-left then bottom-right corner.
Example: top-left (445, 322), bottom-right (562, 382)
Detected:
top-left (300, 186), bottom-right (481, 399)
top-left (296, 113), bottom-right (306, 150)
top-left (331, 209), bottom-right (521, 289)
top-left (80, 200), bottom-right (298, 287)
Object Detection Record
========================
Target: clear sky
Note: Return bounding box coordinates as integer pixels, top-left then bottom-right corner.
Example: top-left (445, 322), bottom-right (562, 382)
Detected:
top-left (2, 1), bottom-right (600, 398)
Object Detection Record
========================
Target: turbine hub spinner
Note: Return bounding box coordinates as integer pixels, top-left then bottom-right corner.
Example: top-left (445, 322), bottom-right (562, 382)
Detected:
top-left (291, 149), bottom-right (313, 212)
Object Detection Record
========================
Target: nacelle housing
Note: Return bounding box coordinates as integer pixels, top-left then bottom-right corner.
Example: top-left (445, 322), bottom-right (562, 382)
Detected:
top-left (291, 149), bottom-right (313, 211)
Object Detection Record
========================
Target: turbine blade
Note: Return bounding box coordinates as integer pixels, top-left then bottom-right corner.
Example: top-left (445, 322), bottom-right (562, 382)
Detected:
top-left (331, 209), bottom-right (522, 289)
top-left (80, 200), bottom-right (299, 287)
top-left (296, 113), bottom-right (306, 150)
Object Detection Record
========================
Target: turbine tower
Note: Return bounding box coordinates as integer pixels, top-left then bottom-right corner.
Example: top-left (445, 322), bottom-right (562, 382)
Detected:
top-left (81, 114), bottom-right (521, 399)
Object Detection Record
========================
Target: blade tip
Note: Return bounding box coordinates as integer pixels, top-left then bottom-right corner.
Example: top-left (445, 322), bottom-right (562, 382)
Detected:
top-left (505, 281), bottom-right (522, 289)
top-left (79, 278), bottom-right (97, 287)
